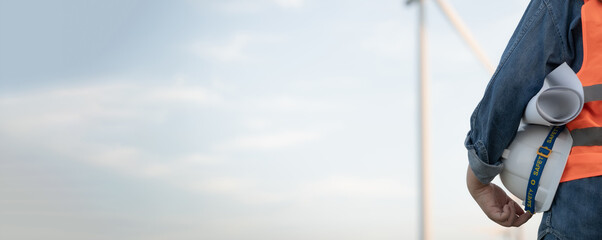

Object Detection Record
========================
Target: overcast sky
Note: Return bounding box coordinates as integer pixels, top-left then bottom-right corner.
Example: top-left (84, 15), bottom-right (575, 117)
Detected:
top-left (1, 0), bottom-right (541, 239)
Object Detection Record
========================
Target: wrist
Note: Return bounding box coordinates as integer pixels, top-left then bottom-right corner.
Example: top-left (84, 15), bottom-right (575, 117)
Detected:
top-left (466, 165), bottom-right (491, 197)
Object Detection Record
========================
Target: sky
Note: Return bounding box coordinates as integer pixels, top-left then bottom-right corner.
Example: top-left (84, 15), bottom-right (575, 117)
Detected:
top-left (0, 0), bottom-right (541, 239)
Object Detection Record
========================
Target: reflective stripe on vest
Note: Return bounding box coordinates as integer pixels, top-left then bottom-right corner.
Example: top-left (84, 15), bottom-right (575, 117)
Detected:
top-left (562, 0), bottom-right (602, 182)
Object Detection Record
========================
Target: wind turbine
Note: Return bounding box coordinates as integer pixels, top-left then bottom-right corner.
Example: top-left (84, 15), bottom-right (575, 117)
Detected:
top-left (405, 0), bottom-right (495, 239)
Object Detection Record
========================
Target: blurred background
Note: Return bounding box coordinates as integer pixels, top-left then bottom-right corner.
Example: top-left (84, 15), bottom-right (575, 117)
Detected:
top-left (0, 0), bottom-right (539, 239)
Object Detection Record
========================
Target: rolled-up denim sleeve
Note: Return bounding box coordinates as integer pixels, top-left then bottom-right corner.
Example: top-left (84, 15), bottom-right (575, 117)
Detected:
top-left (465, 0), bottom-right (580, 184)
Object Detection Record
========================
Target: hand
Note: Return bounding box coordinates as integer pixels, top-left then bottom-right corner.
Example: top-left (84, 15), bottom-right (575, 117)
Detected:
top-left (466, 166), bottom-right (532, 227)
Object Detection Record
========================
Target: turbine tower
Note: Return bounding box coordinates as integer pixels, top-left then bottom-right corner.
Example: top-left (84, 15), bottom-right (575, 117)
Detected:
top-left (405, 0), bottom-right (494, 239)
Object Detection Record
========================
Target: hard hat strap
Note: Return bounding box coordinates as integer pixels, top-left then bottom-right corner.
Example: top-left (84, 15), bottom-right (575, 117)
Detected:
top-left (524, 125), bottom-right (565, 213)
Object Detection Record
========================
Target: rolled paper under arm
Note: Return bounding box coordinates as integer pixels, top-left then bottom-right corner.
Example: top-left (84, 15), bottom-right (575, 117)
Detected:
top-left (523, 63), bottom-right (584, 126)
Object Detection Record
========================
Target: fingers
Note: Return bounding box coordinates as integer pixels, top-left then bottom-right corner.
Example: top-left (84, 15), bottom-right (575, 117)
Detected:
top-left (512, 211), bottom-right (533, 227)
top-left (511, 201), bottom-right (532, 226)
top-left (512, 201), bottom-right (524, 215)
top-left (473, 183), bottom-right (533, 228)
top-left (499, 201), bottom-right (532, 227)
top-left (486, 203), bottom-right (510, 226)
top-left (498, 204), bottom-right (512, 222)
top-left (502, 202), bottom-right (517, 227)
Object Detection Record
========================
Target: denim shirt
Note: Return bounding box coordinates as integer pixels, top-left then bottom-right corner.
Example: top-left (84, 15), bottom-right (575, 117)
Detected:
top-left (465, 0), bottom-right (584, 184)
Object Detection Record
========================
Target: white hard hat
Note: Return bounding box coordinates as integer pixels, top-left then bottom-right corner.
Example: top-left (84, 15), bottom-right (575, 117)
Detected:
top-left (500, 124), bottom-right (572, 213)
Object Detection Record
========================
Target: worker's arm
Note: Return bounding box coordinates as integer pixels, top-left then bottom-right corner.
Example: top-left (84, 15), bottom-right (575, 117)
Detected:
top-left (464, 0), bottom-right (580, 184)
top-left (466, 165), bottom-right (532, 227)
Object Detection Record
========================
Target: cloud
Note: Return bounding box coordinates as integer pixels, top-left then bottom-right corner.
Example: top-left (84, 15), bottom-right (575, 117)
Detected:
top-left (148, 86), bottom-right (222, 105)
top-left (0, 81), bottom-right (332, 204)
top-left (217, 1), bottom-right (265, 13)
top-left (0, 78), bottom-right (403, 211)
top-left (217, 131), bottom-right (321, 151)
top-left (0, 82), bottom-right (222, 133)
top-left (189, 177), bottom-right (257, 195)
top-left (248, 95), bottom-right (340, 112)
top-left (302, 176), bottom-right (410, 198)
top-left (186, 175), bottom-right (411, 205)
top-left (0, 81), bottom-right (224, 173)
top-left (213, 0), bottom-right (305, 13)
top-left (192, 34), bottom-right (252, 62)
top-left (361, 20), bottom-right (411, 58)
top-left (272, 0), bottom-right (304, 8)
top-left (190, 33), bottom-right (283, 63)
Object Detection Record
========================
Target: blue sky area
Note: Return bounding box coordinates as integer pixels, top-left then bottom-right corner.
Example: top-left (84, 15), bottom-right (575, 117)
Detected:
top-left (1, 0), bottom-right (541, 239)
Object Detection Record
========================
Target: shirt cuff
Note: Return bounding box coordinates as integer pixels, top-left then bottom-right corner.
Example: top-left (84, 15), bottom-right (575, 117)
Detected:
top-left (467, 148), bottom-right (504, 184)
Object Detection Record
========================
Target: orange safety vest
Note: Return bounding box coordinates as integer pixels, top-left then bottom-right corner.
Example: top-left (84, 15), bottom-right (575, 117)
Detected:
top-left (561, 0), bottom-right (602, 182)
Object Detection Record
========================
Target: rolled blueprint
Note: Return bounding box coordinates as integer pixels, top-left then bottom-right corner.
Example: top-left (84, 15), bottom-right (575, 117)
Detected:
top-left (523, 63), bottom-right (584, 126)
